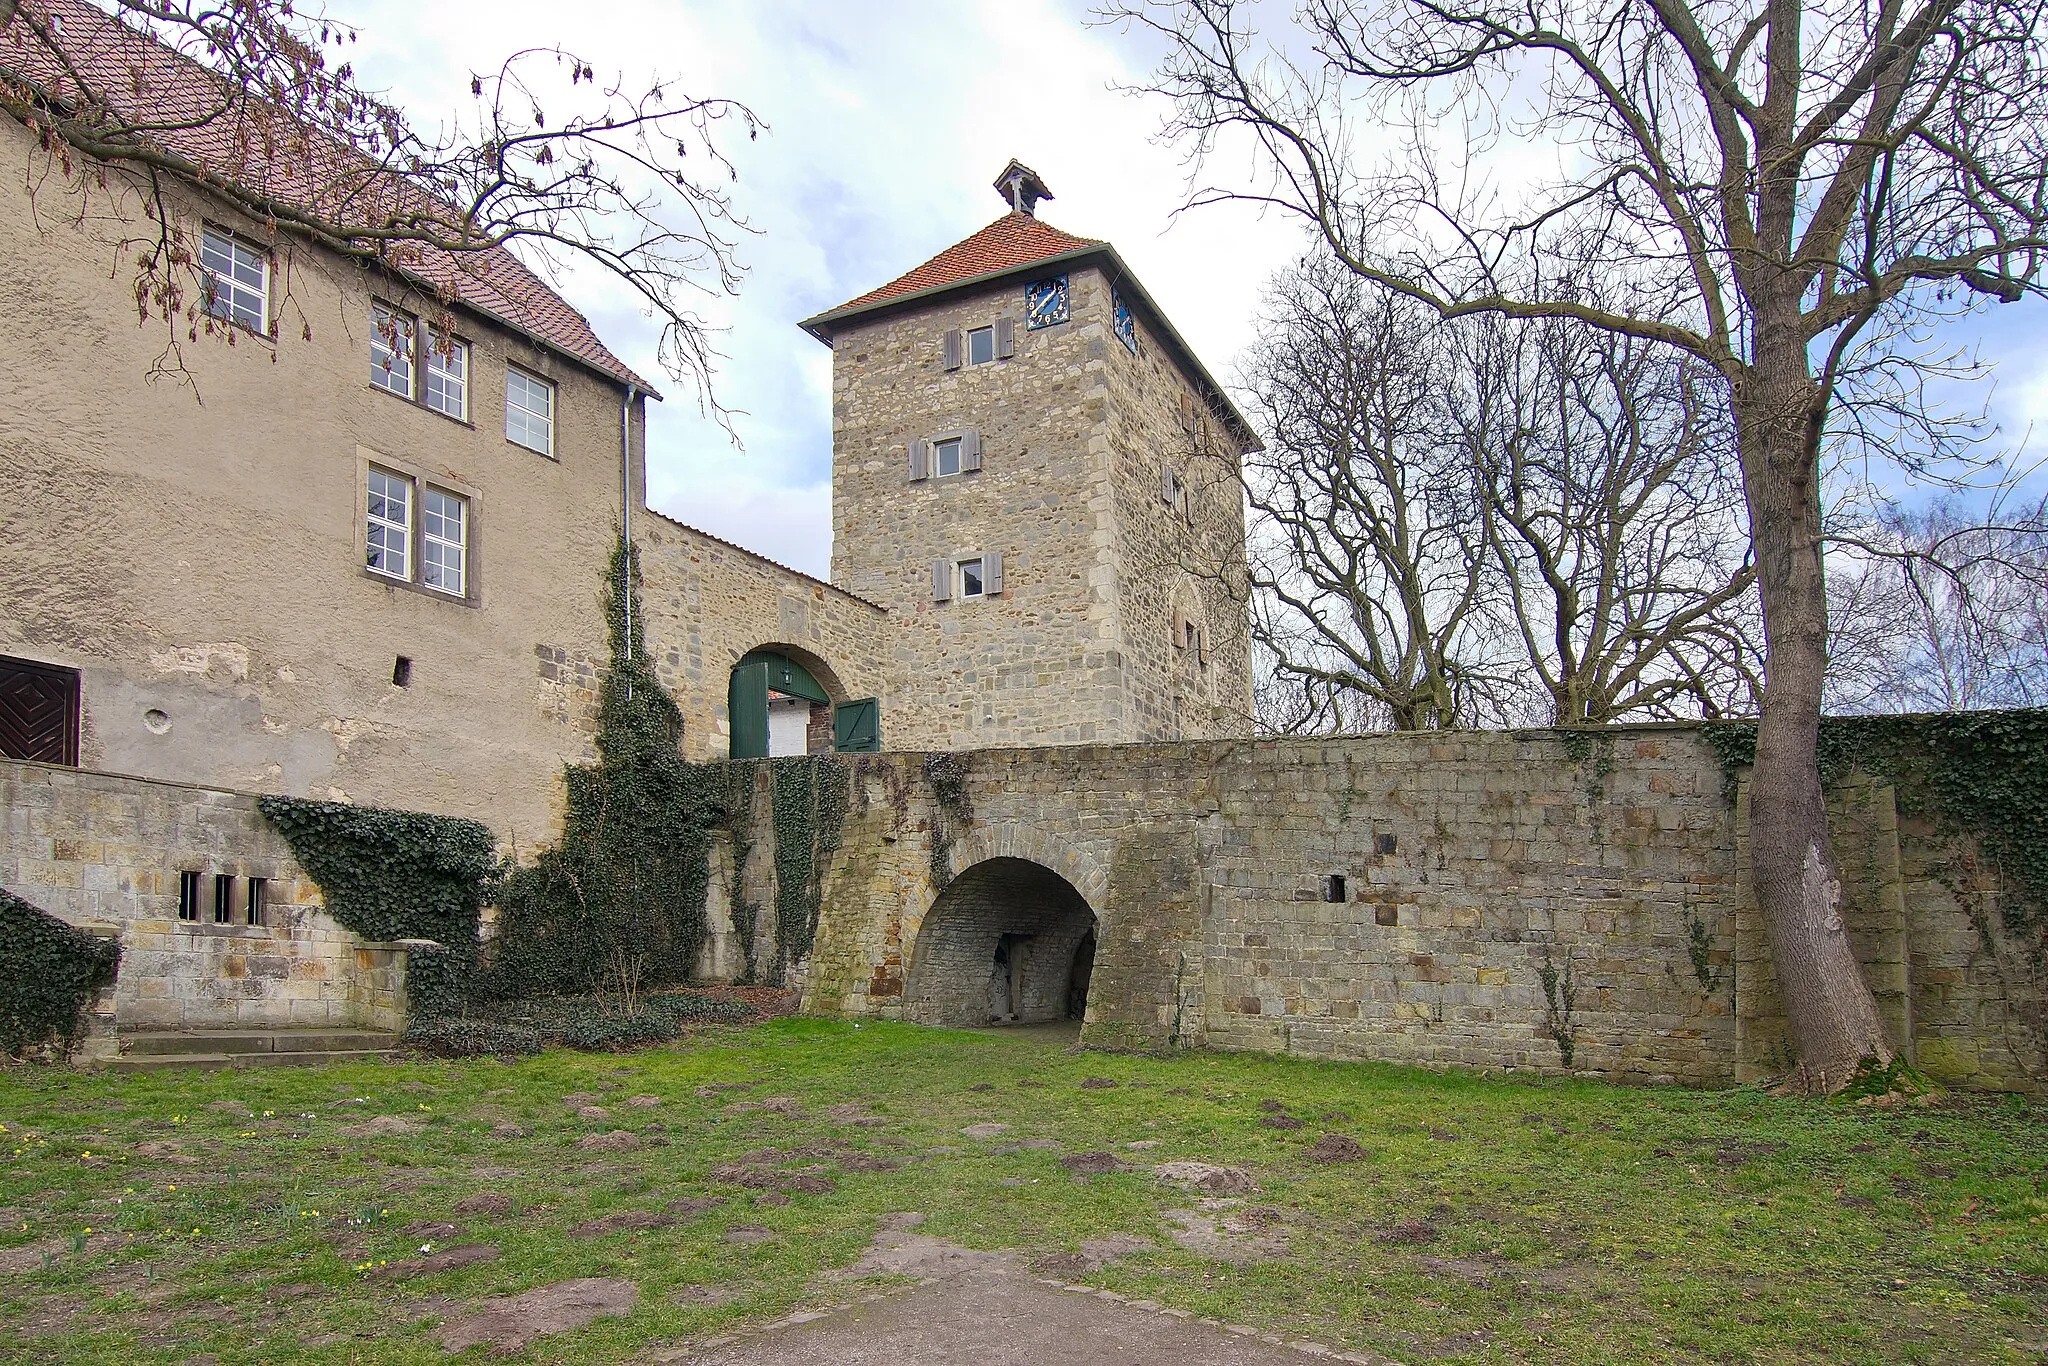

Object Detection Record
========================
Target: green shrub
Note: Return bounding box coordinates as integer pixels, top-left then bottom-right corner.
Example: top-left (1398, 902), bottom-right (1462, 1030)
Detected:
top-left (0, 890), bottom-right (122, 1057)
top-left (403, 1016), bottom-right (543, 1059)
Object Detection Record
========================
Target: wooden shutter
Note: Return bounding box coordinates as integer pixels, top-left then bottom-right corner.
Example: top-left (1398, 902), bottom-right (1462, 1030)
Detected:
top-left (726, 660), bottom-right (770, 759)
top-left (995, 317), bottom-right (1016, 358)
top-left (932, 559), bottom-right (952, 602)
top-left (1161, 465), bottom-right (1179, 505)
top-left (1171, 607), bottom-right (1188, 649)
top-left (943, 330), bottom-right (964, 370)
top-left (960, 430), bottom-right (983, 472)
top-left (0, 656), bottom-right (80, 766)
top-left (1197, 622), bottom-right (1212, 665)
top-left (833, 698), bottom-right (881, 753)
top-left (908, 438), bottom-right (930, 481)
top-left (984, 551), bottom-right (1003, 595)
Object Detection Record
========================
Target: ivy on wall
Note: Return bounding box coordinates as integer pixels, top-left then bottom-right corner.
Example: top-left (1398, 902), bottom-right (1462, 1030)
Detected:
top-left (770, 754), bottom-right (851, 975)
top-left (489, 538), bottom-right (734, 1006)
top-left (258, 796), bottom-right (497, 948)
top-left (1701, 709), bottom-right (2048, 943)
top-left (0, 889), bottom-right (122, 1057)
top-left (923, 752), bottom-right (972, 888)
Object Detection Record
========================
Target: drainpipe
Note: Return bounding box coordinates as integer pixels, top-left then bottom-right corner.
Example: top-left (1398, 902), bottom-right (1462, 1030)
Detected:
top-left (621, 384), bottom-right (637, 696)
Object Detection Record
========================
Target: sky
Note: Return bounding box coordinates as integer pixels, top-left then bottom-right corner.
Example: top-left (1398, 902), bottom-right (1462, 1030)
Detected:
top-left (343, 0), bottom-right (2048, 579)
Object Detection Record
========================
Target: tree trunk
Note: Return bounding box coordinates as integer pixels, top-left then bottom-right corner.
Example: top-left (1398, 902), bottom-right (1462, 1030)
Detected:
top-left (1734, 344), bottom-right (1896, 1093)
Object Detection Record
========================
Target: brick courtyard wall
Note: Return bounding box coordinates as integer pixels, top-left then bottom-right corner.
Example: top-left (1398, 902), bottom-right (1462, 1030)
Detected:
top-left (763, 727), bottom-right (2044, 1093)
top-left (1, 758), bottom-right (416, 1035)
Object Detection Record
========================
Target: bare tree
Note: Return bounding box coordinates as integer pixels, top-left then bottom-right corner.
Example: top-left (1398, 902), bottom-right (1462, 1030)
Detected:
top-left (1112, 0), bottom-right (2047, 1091)
top-left (1243, 261), bottom-right (1500, 730)
top-left (0, 0), bottom-right (756, 396)
top-left (1245, 258), bottom-right (1758, 732)
top-left (1828, 495), bottom-right (2048, 711)
top-left (1455, 311), bottom-right (1760, 724)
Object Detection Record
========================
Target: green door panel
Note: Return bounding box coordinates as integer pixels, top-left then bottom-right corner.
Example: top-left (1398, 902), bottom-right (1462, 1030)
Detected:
top-left (833, 697), bottom-right (881, 752)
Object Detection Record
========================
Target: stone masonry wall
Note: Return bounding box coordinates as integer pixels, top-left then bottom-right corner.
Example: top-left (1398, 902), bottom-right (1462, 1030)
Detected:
top-left (2, 758), bottom-right (413, 1035)
top-left (1099, 287), bottom-right (1257, 741)
top-left (769, 727), bottom-right (2044, 1093)
top-left (824, 269), bottom-right (1133, 749)
top-left (635, 514), bottom-right (890, 760)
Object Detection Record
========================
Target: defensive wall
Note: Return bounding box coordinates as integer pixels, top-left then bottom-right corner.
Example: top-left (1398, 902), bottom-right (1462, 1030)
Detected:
top-left (1, 758), bottom-right (411, 1036)
top-left (771, 726), bottom-right (2043, 1093)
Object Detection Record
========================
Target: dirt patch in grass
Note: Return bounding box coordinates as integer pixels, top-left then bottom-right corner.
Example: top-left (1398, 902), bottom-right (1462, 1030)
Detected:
top-left (436, 1276), bottom-right (638, 1353)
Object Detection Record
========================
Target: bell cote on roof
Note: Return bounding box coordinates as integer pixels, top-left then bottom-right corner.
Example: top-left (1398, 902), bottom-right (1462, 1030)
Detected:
top-left (994, 159), bottom-right (1053, 217)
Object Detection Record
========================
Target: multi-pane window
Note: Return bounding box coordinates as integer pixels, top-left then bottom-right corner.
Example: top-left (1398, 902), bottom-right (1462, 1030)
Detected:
top-left (421, 488), bottom-right (467, 596)
top-left (424, 328), bottom-right (468, 420)
top-left (506, 368), bottom-right (555, 455)
top-left (370, 303), bottom-right (415, 397)
top-left (200, 228), bottom-right (268, 332)
top-left (365, 468), bottom-right (412, 580)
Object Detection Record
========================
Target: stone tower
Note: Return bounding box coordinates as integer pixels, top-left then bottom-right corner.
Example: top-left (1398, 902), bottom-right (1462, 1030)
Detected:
top-left (799, 162), bottom-right (1258, 750)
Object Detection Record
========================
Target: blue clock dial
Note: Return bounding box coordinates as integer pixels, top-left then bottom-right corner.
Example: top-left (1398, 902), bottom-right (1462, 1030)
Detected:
top-left (1112, 289), bottom-right (1138, 354)
top-left (1026, 275), bottom-right (1069, 329)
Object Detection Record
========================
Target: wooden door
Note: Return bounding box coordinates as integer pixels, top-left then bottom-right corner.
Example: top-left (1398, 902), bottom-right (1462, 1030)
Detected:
top-left (0, 655), bottom-right (81, 765)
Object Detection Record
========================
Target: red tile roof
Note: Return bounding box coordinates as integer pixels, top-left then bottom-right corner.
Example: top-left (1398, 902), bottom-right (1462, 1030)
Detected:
top-left (12, 0), bottom-right (652, 393)
top-left (830, 212), bottom-right (1102, 314)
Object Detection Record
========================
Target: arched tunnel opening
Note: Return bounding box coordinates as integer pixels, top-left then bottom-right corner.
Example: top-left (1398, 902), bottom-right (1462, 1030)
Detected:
top-left (905, 857), bottom-right (1098, 1028)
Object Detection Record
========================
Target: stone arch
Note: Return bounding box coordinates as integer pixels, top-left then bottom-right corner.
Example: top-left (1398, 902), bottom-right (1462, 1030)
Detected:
top-left (903, 855), bottom-right (1101, 1027)
top-left (727, 641), bottom-right (851, 758)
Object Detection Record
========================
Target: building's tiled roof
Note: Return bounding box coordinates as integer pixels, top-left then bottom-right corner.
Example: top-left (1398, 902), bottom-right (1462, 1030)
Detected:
top-left (830, 212), bottom-right (1102, 314)
top-left (11, 0), bottom-right (652, 393)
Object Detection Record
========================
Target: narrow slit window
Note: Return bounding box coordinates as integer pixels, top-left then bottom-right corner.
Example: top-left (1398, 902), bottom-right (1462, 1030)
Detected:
top-left (1323, 874), bottom-right (1347, 903)
top-left (178, 870), bottom-right (201, 922)
top-left (392, 655), bottom-right (413, 687)
top-left (424, 328), bottom-right (468, 420)
top-left (213, 874), bottom-right (235, 924)
top-left (370, 303), bottom-right (415, 397)
top-left (245, 876), bottom-right (267, 927)
top-left (420, 488), bottom-right (467, 596)
top-left (365, 467), bottom-right (412, 580)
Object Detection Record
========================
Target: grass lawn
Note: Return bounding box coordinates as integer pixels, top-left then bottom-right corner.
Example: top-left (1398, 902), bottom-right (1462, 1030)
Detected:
top-left (0, 1016), bottom-right (2042, 1364)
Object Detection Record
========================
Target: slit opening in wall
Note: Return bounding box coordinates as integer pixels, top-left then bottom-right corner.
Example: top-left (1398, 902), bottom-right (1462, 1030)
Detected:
top-left (177, 870), bottom-right (201, 922)
top-left (392, 655), bottom-right (413, 687)
top-left (1323, 873), bottom-right (1347, 903)
top-left (213, 874), bottom-right (235, 924)
top-left (246, 876), bottom-right (267, 927)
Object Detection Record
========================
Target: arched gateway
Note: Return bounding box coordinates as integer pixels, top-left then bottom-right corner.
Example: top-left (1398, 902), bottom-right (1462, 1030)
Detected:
top-left (904, 857), bottom-right (1097, 1027)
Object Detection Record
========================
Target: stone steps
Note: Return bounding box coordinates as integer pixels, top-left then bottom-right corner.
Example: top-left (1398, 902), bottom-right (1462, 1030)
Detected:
top-left (104, 1029), bottom-right (401, 1072)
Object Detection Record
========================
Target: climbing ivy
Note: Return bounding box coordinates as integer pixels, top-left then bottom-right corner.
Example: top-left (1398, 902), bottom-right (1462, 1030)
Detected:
top-left (258, 795), bottom-right (497, 948)
top-left (769, 754), bottom-right (851, 974)
top-left (923, 752), bottom-right (972, 887)
top-left (1700, 709), bottom-right (2048, 941)
top-left (0, 888), bottom-right (123, 1057)
top-left (488, 538), bottom-right (734, 1007)
top-left (725, 766), bottom-right (760, 984)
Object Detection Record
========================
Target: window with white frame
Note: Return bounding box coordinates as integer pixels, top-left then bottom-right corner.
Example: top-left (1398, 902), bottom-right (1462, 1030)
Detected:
top-left (957, 557), bottom-right (985, 599)
top-left (967, 325), bottom-right (995, 365)
top-left (934, 436), bottom-right (963, 478)
top-left (370, 303), bottom-right (415, 397)
top-left (506, 367), bottom-right (555, 455)
top-left (200, 228), bottom-right (269, 333)
top-left (365, 468), bottom-right (412, 580)
top-left (424, 327), bottom-right (469, 420)
top-left (420, 487), bottom-right (467, 595)
top-left (366, 466), bottom-right (472, 597)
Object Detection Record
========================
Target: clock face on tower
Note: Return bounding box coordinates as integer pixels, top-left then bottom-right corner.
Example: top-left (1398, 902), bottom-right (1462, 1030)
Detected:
top-left (1025, 275), bottom-right (1070, 329)
top-left (1112, 288), bottom-right (1138, 354)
